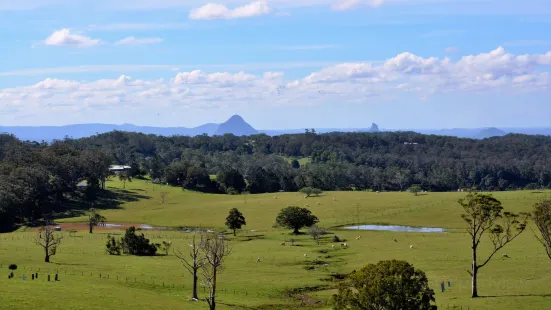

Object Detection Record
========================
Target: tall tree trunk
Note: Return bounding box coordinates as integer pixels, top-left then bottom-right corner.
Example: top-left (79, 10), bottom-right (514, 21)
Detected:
top-left (233, 229), bottom-right (236, 237)
top-left (471, 246), bottom-right (478, 298)
top-left (293, 227), bottom-right (300, 234)
top-left (45, 252), bottom-right (50, 263)
top-left (89, 223), bottom-right (93, 234)
top-left (192, 270), bottom-right (198, 300)
top-left (210, 269), bottom-right (217, 310)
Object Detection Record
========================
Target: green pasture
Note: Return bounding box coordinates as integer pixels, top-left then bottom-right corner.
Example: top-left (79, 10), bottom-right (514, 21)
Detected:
top-left (2, 179), bottom-right (551, 309)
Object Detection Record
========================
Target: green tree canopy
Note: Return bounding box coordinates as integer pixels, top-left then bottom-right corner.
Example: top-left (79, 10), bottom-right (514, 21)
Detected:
top-left (275, 206), bottom-right (319, 234)
top-left (225, 208), bottom-right (246, 236)
top-left (332, 260), bottom-right (437, 310)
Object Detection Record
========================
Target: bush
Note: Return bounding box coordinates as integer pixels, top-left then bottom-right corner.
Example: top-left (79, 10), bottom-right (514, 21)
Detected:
top-left (226, 187), bottom-right (240, 195)
top-left (120, 227), bottom-right (157, 256)
top-left (8, 264), bottom-right (17, 271)
top-left (105, 234), bottom-right (121, 255)
top-left (332, 235), bottom-right (341, 243)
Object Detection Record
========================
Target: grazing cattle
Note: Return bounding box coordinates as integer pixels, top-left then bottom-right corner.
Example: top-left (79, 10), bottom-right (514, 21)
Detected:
top-left (341, 243), bottom-right (348, 247)
top-left (305, 204), bottom-right (310, 207)
top-left (356, 236), bottom-right (361, 240)
top-left (502, 254), bottom-right (510, 258)
top-left (257, 258), bottom-right (261, 262)
top-left (280, 242), bottom-right (285, 246)
top-left (316, 202), bottom-right (321, 205)
top-left (394, 239), bottom-right (398, 242)
top-left (376, 191), bottom-right (380, 193)
top-left (332, 198), bottom-right (336, 201)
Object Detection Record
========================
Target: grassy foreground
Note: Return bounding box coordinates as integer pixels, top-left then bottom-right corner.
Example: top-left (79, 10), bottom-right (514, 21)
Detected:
top-left (2, 179), bottom-right (551, 310)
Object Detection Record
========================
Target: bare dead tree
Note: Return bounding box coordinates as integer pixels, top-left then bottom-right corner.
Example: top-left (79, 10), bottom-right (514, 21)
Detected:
top-left (532, 200), bottom-right (551, 261)
top-left (459, 192), bottom-right (528, 298)
top-left (175, 234), bottom-right (205, 300)
top-left (308, 225), bottom-right (326, 245)
top-left (199, 232), bottom-right (232, 310)
top-left (160, 192), bottom-right (169, 204)
top-left (34, 221), bottom-right (63, 263)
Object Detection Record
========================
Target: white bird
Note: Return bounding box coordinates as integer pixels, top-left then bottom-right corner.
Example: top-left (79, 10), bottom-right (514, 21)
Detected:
top-left (304, 253), bottom-right (308, 257)
top-left (331, 244), bottom-right (335, 248)
top-left (257, 257), bottom-right (261, 262)
top-left (410, 245), bottom-right (414, 249)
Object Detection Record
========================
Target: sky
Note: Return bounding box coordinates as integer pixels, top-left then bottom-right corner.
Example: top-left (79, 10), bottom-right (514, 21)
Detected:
top-left (0, 0), bottom-right (551, 130)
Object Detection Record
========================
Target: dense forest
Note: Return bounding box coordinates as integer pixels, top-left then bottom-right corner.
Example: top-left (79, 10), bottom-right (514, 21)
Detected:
top-left (1, 130), bottom-right (551, 231)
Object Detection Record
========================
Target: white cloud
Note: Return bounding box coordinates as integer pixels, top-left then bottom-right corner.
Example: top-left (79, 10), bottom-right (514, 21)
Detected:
top-left (1, 47), bottom-right (550, 118)
top-left (189, 0), bottom-right (272, 20)
top-left (43, 28), bottom-right (100, 47)
top-left (444, 47), bottom-right (459, 53)
top-left (115, 36), bottom-right (164, 45)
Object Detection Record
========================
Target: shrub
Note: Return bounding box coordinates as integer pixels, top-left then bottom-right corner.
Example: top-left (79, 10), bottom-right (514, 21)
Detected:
top-left (119, 227), bottom-right (157, 256)
top-left (226, 187), bottom-right (240, 195)
top-left (105, 234), bottom-right (121, 255)
top-left (332, 235), bottom-right (341, 243)
top-left (8, 264), bottom-right (17, 271)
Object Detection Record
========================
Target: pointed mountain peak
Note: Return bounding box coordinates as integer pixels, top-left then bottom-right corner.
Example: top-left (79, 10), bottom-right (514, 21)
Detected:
top-left (215, 115), bottom-right (257, 136)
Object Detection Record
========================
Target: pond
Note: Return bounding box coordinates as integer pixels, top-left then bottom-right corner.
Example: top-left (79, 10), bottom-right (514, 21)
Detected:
top-left (343, 224), bottom-right (446, 233)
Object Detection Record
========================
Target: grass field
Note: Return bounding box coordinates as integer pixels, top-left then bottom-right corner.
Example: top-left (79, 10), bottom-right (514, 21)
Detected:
top-left (2, 179), bottom-right (551, 309)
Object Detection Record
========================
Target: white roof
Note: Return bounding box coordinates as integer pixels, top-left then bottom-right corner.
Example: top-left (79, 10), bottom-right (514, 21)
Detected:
top-left (109, 165), bottom-right (131, 170)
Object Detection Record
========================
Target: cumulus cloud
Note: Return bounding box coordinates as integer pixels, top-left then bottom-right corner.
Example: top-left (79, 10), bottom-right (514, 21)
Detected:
top-left (189, 0), bottom-right (272, 20)
top-left (115, 36), bottom-right (164, 45)
top-left (43, 28), bottom-right (100, 47)
top-left (1, 47), bottom-right (550, 117)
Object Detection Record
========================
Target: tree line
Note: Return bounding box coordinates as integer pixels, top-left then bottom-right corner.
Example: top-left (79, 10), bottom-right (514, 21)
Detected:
top-left (2, 129), bottom-right (551, 231)
top-left (62, 130), bottom-right (551, 193)
top-left (0, 134), bottom-right (111, 232)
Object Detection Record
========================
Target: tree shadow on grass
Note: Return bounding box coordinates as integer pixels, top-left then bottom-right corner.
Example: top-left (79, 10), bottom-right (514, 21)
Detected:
top-left (50, 189), bottom-right (151, 220)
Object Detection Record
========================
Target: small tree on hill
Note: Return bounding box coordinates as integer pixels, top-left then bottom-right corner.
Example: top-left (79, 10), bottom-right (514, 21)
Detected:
top-left (34, 221), bottom-right (63, 263)
top-left (225, 208), bottom-right (246, 236)
top-left (276, 206), bottom-right (319, 234)
top-left (291, 159), bottom-right (300, 169)
top-left (300, 187), bottom-right (322, 198)
top-left (160, 191), bottom-right (169, 204)
top-left (176, 234), bottom-right (205, 300)
top-left (459, 192), bottom-right (528, 298)
top-left (332, 260), bottom-right (437, 310)
top-left (88, 208), bottom-right (106, 234)
top-left (409, 184), bottom-right (422, 196)
top-left (532, 200), bottom-right (551, 261)
top-left (119, 171), bottom-right (132, 189)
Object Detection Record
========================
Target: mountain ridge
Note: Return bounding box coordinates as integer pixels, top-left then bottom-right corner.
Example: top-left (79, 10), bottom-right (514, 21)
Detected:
top-left (2, 115), bottom-right (550, 142)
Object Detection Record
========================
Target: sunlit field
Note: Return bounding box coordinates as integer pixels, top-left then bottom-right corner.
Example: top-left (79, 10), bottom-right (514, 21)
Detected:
top-left (2, 178), bottom-right (551, 310)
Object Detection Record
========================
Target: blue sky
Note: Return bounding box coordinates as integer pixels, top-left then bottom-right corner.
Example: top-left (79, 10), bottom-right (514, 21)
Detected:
top-left (1, 0), bottom-right (551, 130)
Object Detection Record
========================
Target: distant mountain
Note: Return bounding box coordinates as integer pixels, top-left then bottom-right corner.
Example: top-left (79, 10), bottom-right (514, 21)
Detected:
top-left (214, 115), bottom-right (257, 136)
top-left (475, 127), bottom-right (506, 139)
top-left (2, 115), bottom-right (551, 142)
top-left (0, 123), bottom-right (220, 142)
